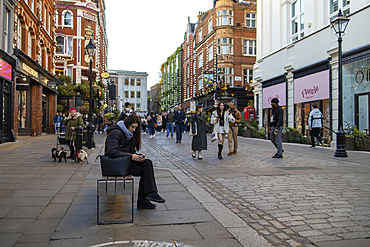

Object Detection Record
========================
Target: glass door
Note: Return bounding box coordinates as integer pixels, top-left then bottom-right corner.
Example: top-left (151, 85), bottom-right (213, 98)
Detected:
top-left (355, 93), bottom-right (370, 132)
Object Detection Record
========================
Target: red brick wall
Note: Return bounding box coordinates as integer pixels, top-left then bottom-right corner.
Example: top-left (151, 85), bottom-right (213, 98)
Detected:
top-left (48, 94), bottom-right (57, 134)
top-left (31, 84), bottom-right (42, 136)
top-left (12, 85), bottom-right (19, 139)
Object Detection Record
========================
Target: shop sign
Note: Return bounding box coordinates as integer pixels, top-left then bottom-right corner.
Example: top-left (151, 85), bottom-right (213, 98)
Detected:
top-left (84, 25), bottom-right (94, 64)
top-left (22, 63), bottom-right (38, 78)
top-left (16, 77), bottom-right (30, 91)
top-left (294, 70), bottom-right (329, 104)
top-left (0, 58), bottom-right (12, 81)
top-left (262, 83), bottom-right (286, 109)
top-left (82, 11), bottom-right (96, 21)
top-left (235, 76), bottom-right (242, 81)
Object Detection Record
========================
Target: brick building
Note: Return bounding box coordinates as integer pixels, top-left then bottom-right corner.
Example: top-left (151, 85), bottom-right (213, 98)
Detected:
top-left (14, 0), bottom-right (62, 137)
top-left (182, 0), bottom-right (256, 113)
top-left (54, 0), bottom-right (108, 84)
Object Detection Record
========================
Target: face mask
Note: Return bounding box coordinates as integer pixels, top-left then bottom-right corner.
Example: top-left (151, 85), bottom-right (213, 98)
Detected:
top-left (125, 108), bottom-right (131, 112)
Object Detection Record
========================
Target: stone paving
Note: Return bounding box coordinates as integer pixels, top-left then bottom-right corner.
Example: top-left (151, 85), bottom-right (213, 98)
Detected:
top-left (142, 132), bottom-right (370, 247)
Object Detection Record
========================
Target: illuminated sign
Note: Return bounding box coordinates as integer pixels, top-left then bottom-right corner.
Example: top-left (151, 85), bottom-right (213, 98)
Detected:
top-left (22, 63), bottom-right (38, 78)
top-left (0, 58), bottom-right (12, 81)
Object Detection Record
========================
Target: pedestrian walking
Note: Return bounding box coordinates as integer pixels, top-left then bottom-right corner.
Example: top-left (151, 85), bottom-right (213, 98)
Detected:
top-left (161, 112), bottom-right (167, 133)
top-left (63, 108), bottom-right (84, 160)
top-left (60, 113), bottom-right (67, 134)
top-left (166, 109), bottom-right (175, 138)
top-left (147, 111), bottom-right (156, 138)
top-left (95, 112), bottom-right (103, 134)
top-left (227, 102), bottom-right (242, 156)
top-left (190, 104), bottom-right (207, 160)
top-left (53, 112), bottom-right (63, 134)
top-left (142, 116), bottom-right (147, 134)
top-left (156, 114), bottom-right (162, 133)
top-left (269, 98), bottom-right (284, 158)
top-left (105, 114), bottom-right (165, 209)
top-left (211, 102), bottom-right (230, 159)
top-left (119, 102), bottom-right (135, 121)
top-left (174, 105), bottom-right (186, 143)
top-left (308, 104), bottom-right (323, 148)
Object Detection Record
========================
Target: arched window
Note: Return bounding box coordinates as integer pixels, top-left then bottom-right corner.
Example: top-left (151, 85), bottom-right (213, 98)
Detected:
top-left (64, 12), bottom-right (72, 26)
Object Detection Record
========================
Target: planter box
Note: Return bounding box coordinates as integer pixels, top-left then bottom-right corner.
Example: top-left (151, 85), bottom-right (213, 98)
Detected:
top-left (242, 129), bottom-right (251, 137)
top-left (345, 137), bottom-right (370, 151)
top-left (282, 133), bottom-right (288, 142)
top-left (259, 134), bottom-right (267, 139)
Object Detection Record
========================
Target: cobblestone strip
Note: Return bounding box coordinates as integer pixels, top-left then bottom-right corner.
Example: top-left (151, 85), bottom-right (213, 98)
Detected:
top-left (143, 138), bottom-right (317, 247)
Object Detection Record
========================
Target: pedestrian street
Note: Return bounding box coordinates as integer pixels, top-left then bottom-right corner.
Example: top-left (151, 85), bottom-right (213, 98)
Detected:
top-left (142, 131), bottom-right (370, 247)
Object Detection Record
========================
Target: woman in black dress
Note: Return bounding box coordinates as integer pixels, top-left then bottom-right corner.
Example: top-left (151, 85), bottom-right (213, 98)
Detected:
top-left (190, 104), bottom-right (207, 159)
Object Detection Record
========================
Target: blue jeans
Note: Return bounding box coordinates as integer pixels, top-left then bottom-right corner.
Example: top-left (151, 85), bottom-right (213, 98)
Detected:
top-left (149, 127), bottom-right (155, 136)
top-left (176, 124), bottom-right (183, 141)
top-left (167, 122), bottom-right (174, 137)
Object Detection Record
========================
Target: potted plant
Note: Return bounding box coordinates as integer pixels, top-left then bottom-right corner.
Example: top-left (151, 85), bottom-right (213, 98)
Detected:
top-left (259, 127), bottom-right (267, 139)
top-left (282, 128), bottom-right (288, 142)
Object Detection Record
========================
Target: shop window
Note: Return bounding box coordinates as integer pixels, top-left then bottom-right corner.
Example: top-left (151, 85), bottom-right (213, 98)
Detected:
top-left (246, 13), bottom-right (256, 28)
top-left (217, 9), bottom-right (233, 26)
top-left (137, 79), bottom-right (141, 86)
top-left (217, 38), bottom-right (233, 55)
top-left (56, 36), bottom-right (64, 54)
top-left (243, 40), bottom-right (256, 56)
top-left (125, 78), bottom-right (129, 86)
top-left (64, 12), bottom-right (72, 26)
top-left (131, 79), bottom-right (135, 86)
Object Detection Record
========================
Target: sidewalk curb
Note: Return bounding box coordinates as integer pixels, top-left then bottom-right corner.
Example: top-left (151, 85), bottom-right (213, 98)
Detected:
top-left (169, 168), bottom-right (273, 247)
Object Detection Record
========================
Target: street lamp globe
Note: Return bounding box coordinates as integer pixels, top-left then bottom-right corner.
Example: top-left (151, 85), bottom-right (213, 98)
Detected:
top-left (330, 10), bottom-right (350, 36)
top-left (86, 39), bottom-right (96, 60)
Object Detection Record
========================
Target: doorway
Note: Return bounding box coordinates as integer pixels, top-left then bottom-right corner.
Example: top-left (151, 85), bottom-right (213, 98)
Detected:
top-left (355, 93), bottom-right (370, 133)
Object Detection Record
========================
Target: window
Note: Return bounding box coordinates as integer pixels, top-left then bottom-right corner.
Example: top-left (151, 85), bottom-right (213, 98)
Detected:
top-left (136, 103), bottom-right (141, 111)
top-left (330, 0), bottom-right (350, 21)
top-left (198, 53), bottom-right (203, 68)
top-left (64, 12), bottom-right (72, 26)
top-left (193, 84), bottom-right (196, 97)
top-left (208, 19), bottom-right (213, 33)
top-left (218, 67), bottom-right (233, 86)
top-left (44, 6), bottom-right (47, 28)
top-left (3, 7), bottom-right (10, 53)
top-left (48, 12), bottom-right (51, 33)
top-left (56, 36), bottom-right (64, 54)
top-left (198, 77), bottom-right (202, 90)
top-left (131, 91), bottom-right (135, 98)
top-left (125, 78), bottom-right (129, 86)
top-left (243, 40), bottom-right (256, 56)
top-left (217, 38), bottom-right (233, 55)
top-left (124, 91), bottom-right (129, 98)
top-left (136, 79), bottom-right (141, 86)
top-left (131, 79), bottom-right (135, 86)
top-left (291, 0), bottom-right (304, 42)
top-left (246, 13), bottom-right (256, 28)
top-left (55, 11), bottom-right (58, 26)
top-left (193, 61), bottom-right (196, 75)
top-left (187, 86), bottom-right (189, 99)
top-left (67, 38), bottom-right (72, 55)
top-left (208, 45), bottom-right (213, 62)
top-left (187, 45), bottom-right (189, 58)
top-left (187, 65), bottom-right (189, 78)
top-left (28, 29), bottom-right (32, 56)
top-left (137, 91), bottom-right (141, 98)
top-left (199, 29), bottom-right (202, 42)
top-left (17, 18), bottom-right (22, 49)
top-left (217, 9), bottom-right (233, 26)
top-left (31, 0), bottom-right (35, 13)
top-left (45, 53), bottom-right (48, 71)
top-left (243, 68), bottom-right (253, 84)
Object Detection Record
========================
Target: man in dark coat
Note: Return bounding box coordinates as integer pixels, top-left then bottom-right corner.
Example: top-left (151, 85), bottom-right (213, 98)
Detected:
top-left (95, 112), bottom-right (103, 134)
top-left (190, 105), bottom-right (207, 159)
top-left (269, 98), bottom-right (284, 158)
top-left (118, 102), bottom-right (135, 121)
top-left (174, 105), bottom-right (186, 143)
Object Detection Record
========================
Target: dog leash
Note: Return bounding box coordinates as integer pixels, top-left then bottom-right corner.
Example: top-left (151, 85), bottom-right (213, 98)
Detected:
top-left (70, 130), bottom-right (74, 147)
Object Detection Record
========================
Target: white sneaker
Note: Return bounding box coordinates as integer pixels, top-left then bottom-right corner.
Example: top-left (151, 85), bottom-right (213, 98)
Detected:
top-left (153, 134), bottom-right (155, 137)
top-left (150, 135), bottom-right (152, 138)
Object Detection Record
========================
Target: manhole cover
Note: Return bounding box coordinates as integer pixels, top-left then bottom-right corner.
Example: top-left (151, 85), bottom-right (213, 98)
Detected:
top-left (90, 240), bottom-right (194, 247)
top-left (278, 166), bottom-right (321, 170)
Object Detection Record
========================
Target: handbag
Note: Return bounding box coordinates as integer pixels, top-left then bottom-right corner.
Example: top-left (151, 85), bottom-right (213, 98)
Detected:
top-left (97, 155), bottom-right (131, 176)
top-left (189, 121), bottom-right (197, 136)
top-left (211, 124), bottom-right (218, 143)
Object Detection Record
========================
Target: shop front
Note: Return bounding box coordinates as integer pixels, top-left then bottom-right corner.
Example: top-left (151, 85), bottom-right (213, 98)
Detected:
top-left (14, 49), bottom-right (60, 136)
top-left (343, 45), bottom-right (370, 133)
top-left (0, 51), bottom-right (15, 143)
top-left (262, 75), bottom-right (287, 130)
top-left (293, 61), bottom-right (331, 139)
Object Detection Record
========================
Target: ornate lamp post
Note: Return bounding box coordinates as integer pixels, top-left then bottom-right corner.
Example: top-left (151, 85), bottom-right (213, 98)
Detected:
top-left (86, 39), bottom-right (96, 149)
top-left (331, 10), bottom-right (349, 158)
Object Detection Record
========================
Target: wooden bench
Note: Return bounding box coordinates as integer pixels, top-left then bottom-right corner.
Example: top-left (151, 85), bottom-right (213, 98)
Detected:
top-left (97, 175), bottom-right (134, 225)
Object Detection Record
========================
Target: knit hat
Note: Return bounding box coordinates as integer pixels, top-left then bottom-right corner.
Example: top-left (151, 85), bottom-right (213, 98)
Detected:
top-left (271, 98), bottom-right (279, 104)
top-left (69, 108), bottom-right (77, 112)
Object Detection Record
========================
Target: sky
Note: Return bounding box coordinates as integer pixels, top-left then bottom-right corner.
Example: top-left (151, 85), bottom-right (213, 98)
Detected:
top-left (105, 0), bottom-right (212, 90)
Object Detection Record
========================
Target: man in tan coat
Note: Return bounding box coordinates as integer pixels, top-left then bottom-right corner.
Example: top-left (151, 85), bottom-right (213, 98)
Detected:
top-left (228, 102), bottom-right (242, 156)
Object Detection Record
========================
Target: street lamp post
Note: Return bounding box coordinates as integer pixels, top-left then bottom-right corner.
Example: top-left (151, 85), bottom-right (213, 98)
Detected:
top-left (331, 10), bottom-right (349, 158)
top-left (86, 39), bottom-right (96, 149)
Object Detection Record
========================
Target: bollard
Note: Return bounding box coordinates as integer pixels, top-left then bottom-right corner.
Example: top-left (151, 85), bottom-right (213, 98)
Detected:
top-left (75, 126), bottom-right (83, 152)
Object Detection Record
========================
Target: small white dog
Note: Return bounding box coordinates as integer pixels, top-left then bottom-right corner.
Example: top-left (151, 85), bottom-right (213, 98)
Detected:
top-left (76, 150), bottom-right (89, 164)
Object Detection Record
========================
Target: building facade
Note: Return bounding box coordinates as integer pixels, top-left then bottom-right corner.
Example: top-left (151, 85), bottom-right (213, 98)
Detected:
top-left (181, 0), bottom-right (257, 114)
top-left (55, 0), bottom-right (108, 84)
top-left (0, 0), bottom-right (17, 143)
top-left (160, 46), bottom-right (182, 111)
top-left (14, 0), bottom-right (62, 137)
top-left (108, 70), bottom-right (148, 115)
top-left (148, 83), bottom-right (161, 114)
top-left (253, 0), bottom-right (370, 144)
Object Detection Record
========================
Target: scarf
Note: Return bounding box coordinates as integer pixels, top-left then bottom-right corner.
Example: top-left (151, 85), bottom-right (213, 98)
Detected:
top-left (117, 121), bottom-right (134, 140)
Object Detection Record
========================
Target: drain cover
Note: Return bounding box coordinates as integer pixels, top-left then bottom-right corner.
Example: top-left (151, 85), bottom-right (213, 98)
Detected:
top-left (278, 166), bottom-right (321, 170)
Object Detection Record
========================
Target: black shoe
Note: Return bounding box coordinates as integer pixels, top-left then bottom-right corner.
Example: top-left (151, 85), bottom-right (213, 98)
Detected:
top-left (179, 141), bottom-right (181, 143)
top-left (218, 156), bottom-right (223, 160)
top-left (192, 154), bottom-right (196, 158)
top-left (176, 140), bottom-right (179, 143)
top-left (310, 146), bottom-right (315, 148)
top-left (166, 133), bottom-right (169, 137)
top-left (146, 192), bottom-right (165, 203)
top-left (137, 201), bottom-right (156, 209)
top-left (272, 154), bottom-right (283, 158)
top-left (282, 149), bottom-right (284, 153)
top-left (198, 157), bottom-right (202, 160)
